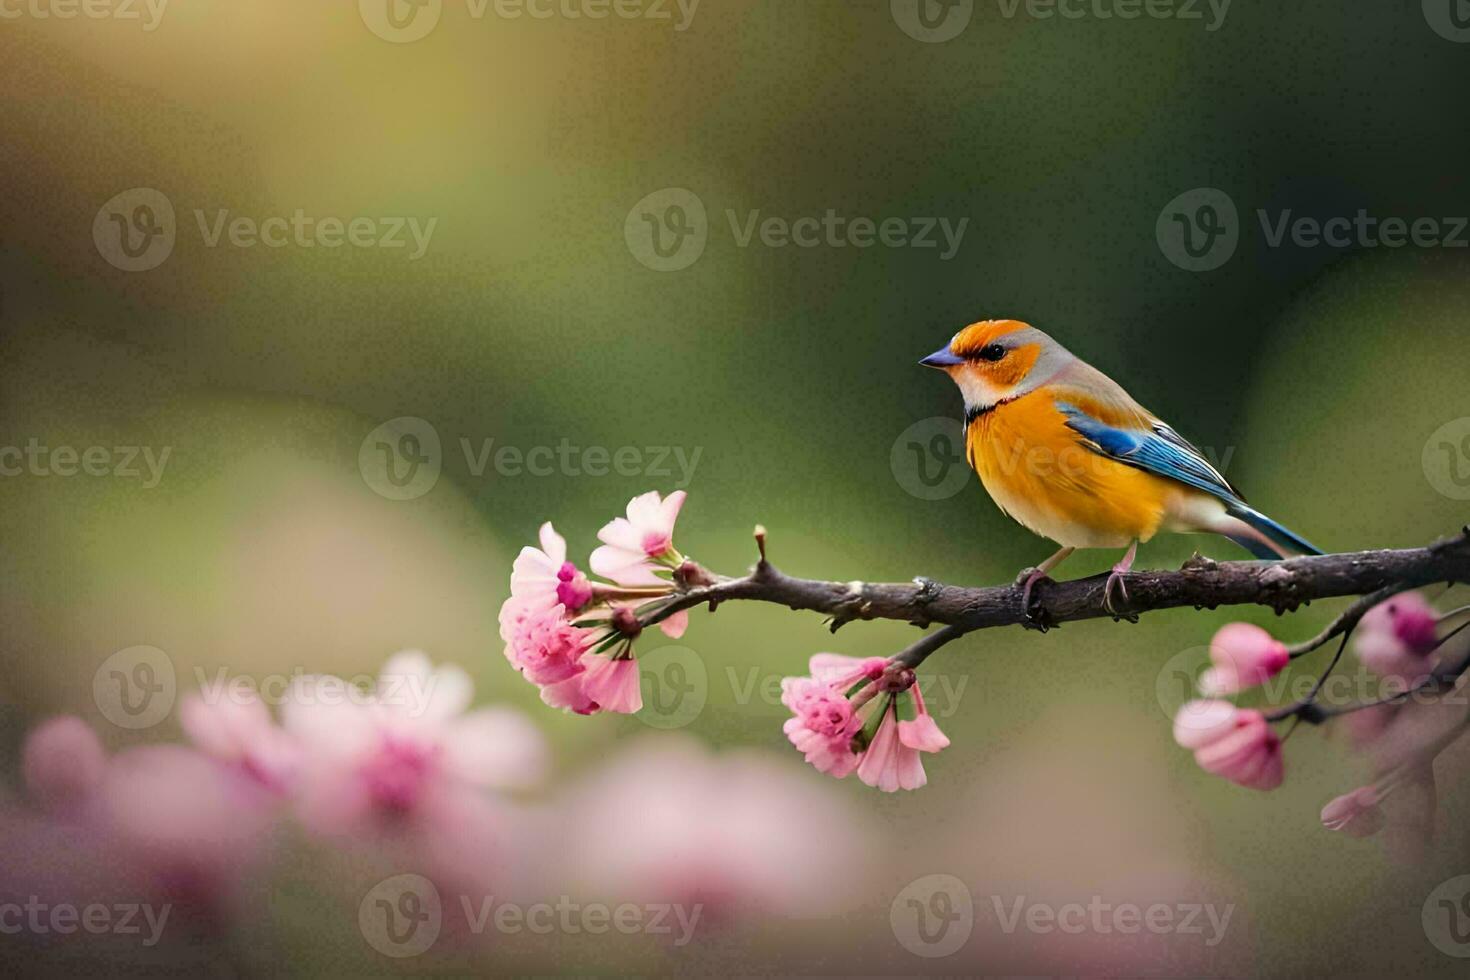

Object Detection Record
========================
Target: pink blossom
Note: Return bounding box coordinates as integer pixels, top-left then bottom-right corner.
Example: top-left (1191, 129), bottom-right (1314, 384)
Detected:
top-left (856, 707), bottom-right (927, 792)
top-left (500, 597), bottom-right (593, 686)
top-left (896, 682), bottom-right (951, 753)
top-left (590, 490), bottom-right (686, 585)
top-left (98, 744), bottom-right (277, 919)
top-left (179, 684), bottom-right (299, 792)
top-left (1321, 785), bottom-right (1384, 837)
top-left (511, 522), bottom-right (594, 612)
top-left (579, 653), bottom-right (643, 714)
top-left (781, 654), bottom-right (947, 791)
top-left (1172, 699), bottom-right (1241, 750)
top-left (1198, 623), bottom-right (1289, 696)
top-left (22, 715), bottom-right (107, 813)
top-left (1191, 709), bottom-right (1283, 791)
top-left (1355, 592), bottom-right (1440, 682)
top-left (282, 651), bottom-right (547, 834)
top-left (554, 736), bottom-right (872, 918)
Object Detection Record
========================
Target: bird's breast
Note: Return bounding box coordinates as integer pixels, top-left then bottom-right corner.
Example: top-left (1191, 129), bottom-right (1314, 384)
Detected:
top-left (964, 393), bottom-right (1173, 548)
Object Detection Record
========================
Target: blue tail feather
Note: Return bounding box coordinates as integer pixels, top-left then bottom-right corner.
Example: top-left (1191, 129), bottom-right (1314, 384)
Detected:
top-left (1225, 502), bottom-right (1323, 558)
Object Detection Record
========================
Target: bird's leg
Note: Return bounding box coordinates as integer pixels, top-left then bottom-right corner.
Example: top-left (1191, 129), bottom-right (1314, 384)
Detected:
top-left (1015, 546), bottom-right (1075, 627)
top-left (1103, 540), bottom-right (1138, 620)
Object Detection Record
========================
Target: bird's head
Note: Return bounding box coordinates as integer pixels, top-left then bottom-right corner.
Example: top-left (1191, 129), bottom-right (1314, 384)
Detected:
top-left (919, 318), bottom-right (1072, 413)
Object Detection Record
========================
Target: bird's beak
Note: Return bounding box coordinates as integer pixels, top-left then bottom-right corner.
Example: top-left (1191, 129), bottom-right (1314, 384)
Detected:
top-left (919, 346), bottom-right (964, 369)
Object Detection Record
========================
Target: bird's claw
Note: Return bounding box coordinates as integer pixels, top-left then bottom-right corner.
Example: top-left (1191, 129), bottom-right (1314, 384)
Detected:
top-left (1103, 569), bottom-right (1138, 623)
top-left (1016, 567), bottom-right (1055, 631)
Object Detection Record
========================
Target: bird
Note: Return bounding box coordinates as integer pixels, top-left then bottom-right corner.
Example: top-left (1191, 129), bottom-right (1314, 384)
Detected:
top-left (919, 318), bottom-right (1321, 619)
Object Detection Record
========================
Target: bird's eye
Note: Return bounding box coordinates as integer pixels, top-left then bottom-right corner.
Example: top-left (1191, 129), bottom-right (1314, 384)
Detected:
top-left (978, 344), bottom-right (1007, 362)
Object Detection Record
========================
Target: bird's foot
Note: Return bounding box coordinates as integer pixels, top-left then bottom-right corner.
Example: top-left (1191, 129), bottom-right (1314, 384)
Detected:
top-left (1015, 566), bottom-right (1056, 631)
top-left (1102, 565), bottom-right (1138, 623)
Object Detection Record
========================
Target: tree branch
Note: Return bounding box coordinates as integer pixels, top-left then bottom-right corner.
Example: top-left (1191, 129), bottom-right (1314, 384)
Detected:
top-left (647, 529), bottom-right (1470, 649)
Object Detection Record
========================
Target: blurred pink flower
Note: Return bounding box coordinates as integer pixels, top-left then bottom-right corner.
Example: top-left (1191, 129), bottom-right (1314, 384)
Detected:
top-left (555, 736), bottom-right (872, 919)
top-left (22, 715), bottom-right (107, 814)
top-left (1321, 785), bottom-right (1384, 837)
top-left (782, 654), bottom-right (948, 791)
top-left (590, 490), bottom-right (686, 585)
top-left (180, 684), bottom-right (299, 793)
top-left (1191, 709), bottom-right (1283, 791)
top-left (282, 651), bottom-right (547, 834)
top-left (511, 521), bottom-right (593, 613)
top-left (1198, 623), bottom-right (1288, 696)
top-left (98, 744), bottom-right (277, 922)
top-left (1355, 591), bottom-right (1440, 682)
top-left (1172, 699), bottom-right (1240, 749)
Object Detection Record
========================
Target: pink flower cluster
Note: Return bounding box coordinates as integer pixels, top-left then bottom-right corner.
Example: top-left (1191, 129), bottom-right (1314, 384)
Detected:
top-left (1317, 591), bottom-right (1457, 846)
top-left (499, 491), bottom-right (689, 716)
top-left (781, 654), bottom-right (949, 792)
top-left (14, 651), bottom-right (546, 925)
top-left (1172, 699), bottom-right (1283, 791)
top-left (1171, 622), bottom-right (1290, 790)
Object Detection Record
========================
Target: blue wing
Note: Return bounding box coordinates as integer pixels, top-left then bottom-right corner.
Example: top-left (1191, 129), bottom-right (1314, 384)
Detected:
top-left (1055, 401), bottom-right (1240, 502)
top-left (1056, 400), bottom-right (1323, 557)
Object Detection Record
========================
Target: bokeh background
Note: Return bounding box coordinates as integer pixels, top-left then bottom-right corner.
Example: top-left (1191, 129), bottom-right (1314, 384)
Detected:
top-left (2, 0), bottom-right (1469, 975)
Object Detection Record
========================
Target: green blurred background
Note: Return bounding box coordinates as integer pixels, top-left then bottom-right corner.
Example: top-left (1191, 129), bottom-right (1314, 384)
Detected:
top-left (2, 0), bottom-right (1469, 975)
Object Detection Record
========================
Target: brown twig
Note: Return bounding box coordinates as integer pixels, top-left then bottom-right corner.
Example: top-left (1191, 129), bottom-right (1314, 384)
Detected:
top-left (640, 530), bottom-right (1470, 657)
